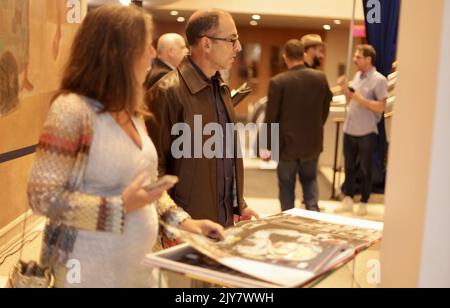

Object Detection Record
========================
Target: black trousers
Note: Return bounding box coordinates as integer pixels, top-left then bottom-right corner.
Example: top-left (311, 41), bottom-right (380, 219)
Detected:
top-left (344, 133), bottom-right (377, 203)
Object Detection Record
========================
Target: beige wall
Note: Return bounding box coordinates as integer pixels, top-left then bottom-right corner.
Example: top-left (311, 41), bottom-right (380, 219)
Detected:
top-left (418, 0), bottom-right (450, 288)
top-left (0, 0), bottom-right (86, 231)
top-left (381, 0), bottom-right (450, 288)
top-left (324, 28), bottom-right (362, 87)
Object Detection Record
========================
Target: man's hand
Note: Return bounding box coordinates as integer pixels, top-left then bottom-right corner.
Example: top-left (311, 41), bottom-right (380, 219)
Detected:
top-left (352, 91), bottom-right (386, 112)
top-left (352, 91), bottom-right (364, 104)
top-left (338, 75), bottom-right (355, 100)
top-left (238, 207), bottom-right (260, 222)
top-left (180, 219), bottom-right (225, 240)
top-left (338, 75), bottom-right (348, 88)
top-left (260, 149), bottom-right (272, 162)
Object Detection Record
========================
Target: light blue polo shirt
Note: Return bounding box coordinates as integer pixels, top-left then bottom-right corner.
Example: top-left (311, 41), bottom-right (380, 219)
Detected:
top-left (343, 68), bottom-right (388, 136)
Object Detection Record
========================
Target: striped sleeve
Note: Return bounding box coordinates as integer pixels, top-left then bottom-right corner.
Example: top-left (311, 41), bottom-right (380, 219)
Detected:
top-left (156, 191), bottom-right (191, 226)
top-left (27, 95), bottom-right (125, 234)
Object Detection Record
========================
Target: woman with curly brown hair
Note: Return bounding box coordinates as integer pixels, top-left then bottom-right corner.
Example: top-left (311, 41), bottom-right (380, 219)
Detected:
top-left (27, 5), bottom-right (223, 288)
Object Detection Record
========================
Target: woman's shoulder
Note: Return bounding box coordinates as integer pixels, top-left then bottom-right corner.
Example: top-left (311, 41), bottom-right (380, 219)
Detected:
top-left (45, 93), bottom-right (100, 131)
top-left (52, 93), bottom-right (103, 113)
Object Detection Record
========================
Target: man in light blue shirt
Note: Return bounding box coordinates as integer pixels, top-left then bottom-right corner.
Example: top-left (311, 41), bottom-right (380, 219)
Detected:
top-left (338, 45), bottom-right (388, 216)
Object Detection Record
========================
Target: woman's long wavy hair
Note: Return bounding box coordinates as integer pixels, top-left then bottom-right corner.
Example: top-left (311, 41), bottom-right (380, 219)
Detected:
top-left (59, 5), bottom-right (152, 115)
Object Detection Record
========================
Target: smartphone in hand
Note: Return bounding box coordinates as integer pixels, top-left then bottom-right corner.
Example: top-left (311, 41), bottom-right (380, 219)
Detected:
top-left (142, 175), bottom-right (179, 191)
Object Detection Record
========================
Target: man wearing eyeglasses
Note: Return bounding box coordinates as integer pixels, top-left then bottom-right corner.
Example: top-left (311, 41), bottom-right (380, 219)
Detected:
top-left (145, 9), bottom-right (259, 234)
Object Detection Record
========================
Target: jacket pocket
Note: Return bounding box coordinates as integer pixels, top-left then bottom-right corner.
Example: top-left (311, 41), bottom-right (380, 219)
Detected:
top-left (173, 158), bottom-right (196, 209)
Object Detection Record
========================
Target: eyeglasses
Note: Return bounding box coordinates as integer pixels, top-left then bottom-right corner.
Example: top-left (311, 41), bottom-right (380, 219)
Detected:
top-left (201, 35), bottom-right (240, 48)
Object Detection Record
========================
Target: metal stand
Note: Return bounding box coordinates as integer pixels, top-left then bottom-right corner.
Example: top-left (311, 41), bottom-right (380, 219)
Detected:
top-left (331, 119), bottom-right (344, 200)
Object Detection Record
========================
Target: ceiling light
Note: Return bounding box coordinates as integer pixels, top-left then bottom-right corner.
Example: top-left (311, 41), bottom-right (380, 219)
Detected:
top-left (323, 24), bottom-right (331, 31)
top-left (250, 20), bottom-right (258, 26)
top-left (170, 10), bottom-right (179, 16)
top-left (177, 16), bottom-right (185, 23)
top-left (252, 15), bottom-right (261, 21)
top-left (119, 0), bottom-right (131, 6)
top-left (334, 19), bottom-right (342, 25)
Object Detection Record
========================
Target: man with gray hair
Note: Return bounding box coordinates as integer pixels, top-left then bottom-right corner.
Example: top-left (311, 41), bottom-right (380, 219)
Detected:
top-left (144, 33), bottom-right (188, 89)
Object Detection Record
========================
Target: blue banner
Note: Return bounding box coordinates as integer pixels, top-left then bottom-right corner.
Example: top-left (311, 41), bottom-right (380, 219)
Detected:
top-left (364, 0), bottom-right (401, 193)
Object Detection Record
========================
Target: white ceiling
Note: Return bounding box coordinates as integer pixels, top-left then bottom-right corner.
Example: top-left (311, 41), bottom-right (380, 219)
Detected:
top-left (150, 9), bottom-right (355, 30)
top-left (88, 0), bottom-right (364, 30)
top-left (151, 0), bottom-right (365, 20)
top-left (88, 0), bottom-right (178, 7)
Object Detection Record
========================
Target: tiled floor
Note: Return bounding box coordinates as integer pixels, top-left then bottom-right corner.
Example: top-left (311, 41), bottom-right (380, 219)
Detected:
top-left (0, 159), bottom-right (384, 288)
top-left (319, 166), bottom-right (385, 204)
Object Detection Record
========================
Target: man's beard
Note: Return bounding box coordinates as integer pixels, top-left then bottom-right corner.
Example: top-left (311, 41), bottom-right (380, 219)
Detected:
top-left (312, 57), bottom-right (322, 69)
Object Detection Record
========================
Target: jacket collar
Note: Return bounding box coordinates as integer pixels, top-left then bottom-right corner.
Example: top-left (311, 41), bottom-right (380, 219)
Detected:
top-left (178, 56), bottom-right (228, 95)
top-left (360, 67), bottom-right (376, 79)
top-left (290, 64), bottom-right (307, 71)
top-left (155, 57), bottom-right (175, 71)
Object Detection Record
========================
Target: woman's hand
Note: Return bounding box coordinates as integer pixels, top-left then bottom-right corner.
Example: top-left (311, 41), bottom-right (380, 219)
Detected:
top-left (180, 219), bottom-right (225, 240)
top-left (122, 173), bottom-right (174, 214)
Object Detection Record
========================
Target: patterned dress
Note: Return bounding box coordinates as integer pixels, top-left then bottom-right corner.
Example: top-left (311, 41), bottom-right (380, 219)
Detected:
top-left (27, 93), bottom-right (190, 288)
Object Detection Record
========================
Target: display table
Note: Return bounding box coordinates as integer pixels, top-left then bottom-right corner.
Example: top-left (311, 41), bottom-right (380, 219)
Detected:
top-left (144, 209), bottom-right (383, 288)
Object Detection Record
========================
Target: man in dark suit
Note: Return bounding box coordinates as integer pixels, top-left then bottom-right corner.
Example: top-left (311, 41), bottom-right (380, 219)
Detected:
top-left (144, 33), bottom-right (188, 90)
top-left (263, 39), bottom-right (332, 212)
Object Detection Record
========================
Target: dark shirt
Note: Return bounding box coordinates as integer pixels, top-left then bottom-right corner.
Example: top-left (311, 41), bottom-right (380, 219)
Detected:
top-left (189, 58), bottom-right (235, 227)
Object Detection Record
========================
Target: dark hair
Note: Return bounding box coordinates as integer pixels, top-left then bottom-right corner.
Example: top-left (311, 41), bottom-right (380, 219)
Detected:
top-left (59, 5), bottom-right (152, 115)
top-left (284, 39), bottom-right (304, 60)
top-left (356, 44), bottom-right (377, 66)
top-left (185, 11), bottom-right (220, 46)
